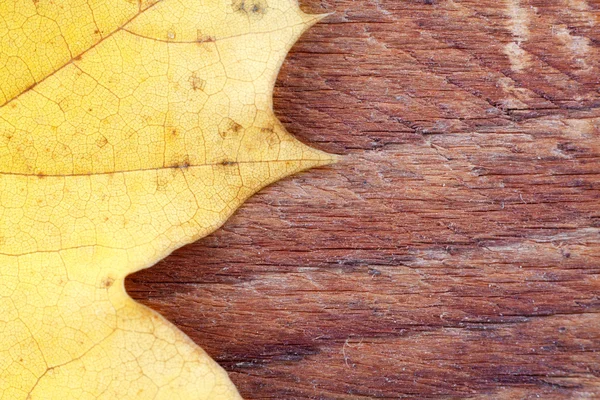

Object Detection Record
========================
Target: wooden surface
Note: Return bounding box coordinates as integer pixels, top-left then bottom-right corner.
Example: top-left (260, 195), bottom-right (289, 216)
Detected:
top-left (126, 0), bottom-right (600, 398)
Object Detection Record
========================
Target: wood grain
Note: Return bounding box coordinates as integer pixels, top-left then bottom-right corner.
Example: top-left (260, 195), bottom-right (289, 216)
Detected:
top-left (126, 0), bottom-right (600, 398)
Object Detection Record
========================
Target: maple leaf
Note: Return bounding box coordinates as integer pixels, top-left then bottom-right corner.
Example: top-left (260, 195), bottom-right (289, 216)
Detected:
top-left (0, 0), bottom-right (334, 398)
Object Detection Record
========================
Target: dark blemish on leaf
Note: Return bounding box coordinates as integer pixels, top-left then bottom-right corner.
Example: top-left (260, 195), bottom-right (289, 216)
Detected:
top-left (220, 160), bottom-right (237, 166)
top-left (229, 120), bottom-right (242, 133)
top-left (74, 54), bottom-right (82, 61)
top-left (260, 125), bottom-right (274, 135)
top-left (263, 125), bottom-right (280, 148)
top-left (96, 135), bottom-right (108, 148)
top-left (102, 277), bottom-right (114, 288)
top-left (219, 119), bottom-right (243, 138)
top-left (196, 30), bottom-right (216, 43)
top-left (232, 0), bottom-right (268, 16)
top-left (188, 72), bottom-right (206, 91)
top-left (37, 172), bottom-right (46, 179)
top-left (173, 156), bottom-right (191, 169)
top-left (23, 83), bottom-right (35, 94)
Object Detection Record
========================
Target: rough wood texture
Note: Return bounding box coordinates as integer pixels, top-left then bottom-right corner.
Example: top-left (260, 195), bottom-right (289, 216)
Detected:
top-left (126, 0), bottom-right (600, 398)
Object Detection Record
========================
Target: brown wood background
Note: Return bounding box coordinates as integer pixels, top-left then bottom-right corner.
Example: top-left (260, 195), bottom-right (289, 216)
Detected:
top-left (127, 0), bottom-right (600, 398)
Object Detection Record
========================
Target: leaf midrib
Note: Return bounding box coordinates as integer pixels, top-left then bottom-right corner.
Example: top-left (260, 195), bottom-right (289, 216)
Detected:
top-left (0, 158), bottom-right (327, 178)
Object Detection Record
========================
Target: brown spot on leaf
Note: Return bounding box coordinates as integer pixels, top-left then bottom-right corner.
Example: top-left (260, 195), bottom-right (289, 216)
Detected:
top-left (196, 30), bottom-right (216, 43)
top-left (101, 277), bottom-right (114, 288)
top-left (232, 0), bottom-right (268, 16)
top-left (171, 156), bottom-right (191, 169)
top-left (229, 121), bottom-right (242, 133)
top-left (258, 124), bottom-right (280, 148)
top-left (260, 125), bottom-right (274, 134)
top-left (96, 135), bottom-right (108, 148)
top-left (188, 72), bottom-right (206, 91)
top-left (219, 118), bottom-right (244, 138)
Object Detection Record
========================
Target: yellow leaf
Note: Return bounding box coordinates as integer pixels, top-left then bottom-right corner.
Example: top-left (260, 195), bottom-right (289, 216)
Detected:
top-left (0, 0), bottom-right (334, 398)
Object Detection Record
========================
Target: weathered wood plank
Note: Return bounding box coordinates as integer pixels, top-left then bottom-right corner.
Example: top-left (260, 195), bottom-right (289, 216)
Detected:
top-left (127, 0), bottom-right (600, 398)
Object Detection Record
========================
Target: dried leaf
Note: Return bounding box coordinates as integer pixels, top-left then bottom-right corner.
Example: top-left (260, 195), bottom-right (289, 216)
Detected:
top-left (0, 0), bottom-right (333, 398)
